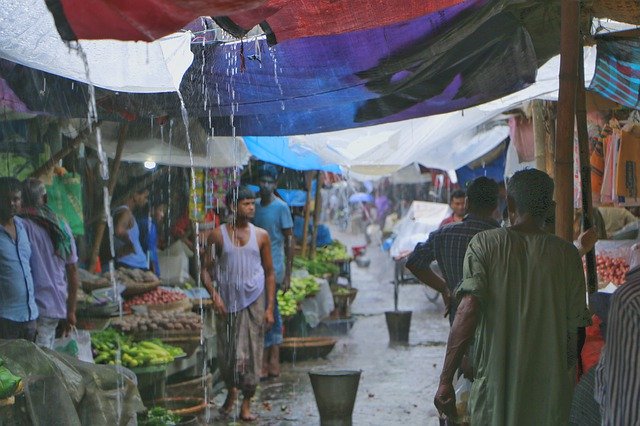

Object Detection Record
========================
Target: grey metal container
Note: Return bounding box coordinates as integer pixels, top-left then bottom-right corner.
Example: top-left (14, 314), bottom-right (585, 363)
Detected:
top-left (309, 370), bottom-right (362, 426)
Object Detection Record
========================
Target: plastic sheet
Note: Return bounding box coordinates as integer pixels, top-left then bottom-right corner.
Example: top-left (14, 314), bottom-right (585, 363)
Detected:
top-left (0, 340), bottom-right (144, 425)
top-left (389, 201), bottom-right (451, 258)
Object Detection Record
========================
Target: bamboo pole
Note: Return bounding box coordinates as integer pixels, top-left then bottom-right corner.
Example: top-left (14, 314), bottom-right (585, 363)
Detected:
top-left (576, 40), bottom-right (598, 294)
top-left (30, 121), bottom-right (101, 178)
top-left (301, 171), bottom-right (313, 258)
top-left (545, 102), bottom-right (557, 179)
top-left (310, 171), bottom-right (322, 259)
top-left (533, 100), bottom-right (546, 171)
top-left (88, 123), bottom-right (128, 272)
top-left (554, 0), bottom-right (580, 241)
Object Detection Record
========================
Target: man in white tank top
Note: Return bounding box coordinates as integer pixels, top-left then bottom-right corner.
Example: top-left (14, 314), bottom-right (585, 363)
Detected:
top-left (202, 187), bottom-right (276, 422)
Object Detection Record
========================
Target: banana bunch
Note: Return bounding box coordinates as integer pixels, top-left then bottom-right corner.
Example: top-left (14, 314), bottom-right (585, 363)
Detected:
top-left (277, 290), bottom-right (298, 318)
top-left (91, 329), bottom-right (185, 368)
top-left (290, 276), bottom-right (320, 301)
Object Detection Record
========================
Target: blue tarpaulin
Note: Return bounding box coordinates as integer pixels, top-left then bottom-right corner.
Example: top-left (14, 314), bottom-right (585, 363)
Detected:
top-left (455, 143), bottom-right (507, 187)
top-left (247, 184), bottom-right (314, 207)
top-left (243, 137), bottom-right (341, 173)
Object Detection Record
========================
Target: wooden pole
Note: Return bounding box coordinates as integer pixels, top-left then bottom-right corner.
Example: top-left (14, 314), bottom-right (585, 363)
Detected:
top-left (554, 0), bottom-right (580, 241)
top-left (533, 100), bottom-right (547, 171)
top-left (310, 171), bottom-right (322, 259)
top-left (30, 121), bottom-right (102, 178)
top-left (301, 171), bottom-right (313, 258)
top-left (545, 102), bottom-right (557, 179)
top-left (88, 123), bottom-right (128, 272)
top-left (576, 40), bottom-right (598, 294)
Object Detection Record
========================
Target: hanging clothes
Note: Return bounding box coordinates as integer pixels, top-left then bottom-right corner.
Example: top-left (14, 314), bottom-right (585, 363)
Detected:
top-left (614, 124), bottom-right (640, 205)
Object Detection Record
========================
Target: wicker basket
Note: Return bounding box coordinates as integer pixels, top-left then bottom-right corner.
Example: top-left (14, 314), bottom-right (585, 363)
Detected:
top-left (280, 337), bottom-right (337, 362)
top-left (151, 397), bottom-right (207, 416)
top-left (166, 373), bottom-right (213, 398)
top-left (80, 279), bottom-right (111, 292)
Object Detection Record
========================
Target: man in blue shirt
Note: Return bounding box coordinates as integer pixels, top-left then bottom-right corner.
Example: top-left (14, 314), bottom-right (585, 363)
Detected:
top-left (0, 177), bottom-right (38, 340)
top-left (253, 164), bottom-right (294, 379)
top-left (116, 186), bottom-right (150, 270)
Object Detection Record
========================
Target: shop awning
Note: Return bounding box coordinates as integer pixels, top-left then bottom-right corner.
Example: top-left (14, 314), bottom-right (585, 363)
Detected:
top-left (0, 0), bottom-right (194, 93)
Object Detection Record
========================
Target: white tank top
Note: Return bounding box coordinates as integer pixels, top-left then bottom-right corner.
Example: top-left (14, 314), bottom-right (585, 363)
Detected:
top-left (216, 223), bottom-right (265, 313)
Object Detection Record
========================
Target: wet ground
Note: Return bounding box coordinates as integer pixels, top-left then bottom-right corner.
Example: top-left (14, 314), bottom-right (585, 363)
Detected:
top-left (208, 227), bottom-right (450, 425)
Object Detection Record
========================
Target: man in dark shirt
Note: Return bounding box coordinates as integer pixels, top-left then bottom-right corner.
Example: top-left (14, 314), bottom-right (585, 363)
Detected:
top-left (406, 177), bottom-right (500, 325)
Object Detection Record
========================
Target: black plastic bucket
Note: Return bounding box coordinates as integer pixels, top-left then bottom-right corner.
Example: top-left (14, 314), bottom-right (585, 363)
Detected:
top-left (309, 370), bottom-right (361, 426)
top-left (385, 310), bottom-right (412, 344)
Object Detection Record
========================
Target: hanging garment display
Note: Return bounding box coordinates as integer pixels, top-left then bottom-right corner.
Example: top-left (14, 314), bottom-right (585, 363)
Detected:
top-left (615, 125), bottom-right (640, 205)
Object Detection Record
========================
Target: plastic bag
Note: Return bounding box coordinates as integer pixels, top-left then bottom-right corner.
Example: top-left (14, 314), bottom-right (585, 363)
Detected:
top-left (0, 357), bottom-right (22, 399)
top-left (54, 329), bottom-right (94, 363)
top-left (453, 374), bottom-right (471, 424)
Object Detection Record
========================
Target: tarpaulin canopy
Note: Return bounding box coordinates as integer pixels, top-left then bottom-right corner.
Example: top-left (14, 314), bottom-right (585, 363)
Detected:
top-left (0, 0), bottom-right (194, 93)
top-left (84, 120), bottom-right (250, 168)
top-left (242, 136), bottom-right (340, 173)
top-left (1, 0), bottom-right (562, 137)
top-left (44, 0), bottom-right (267, 41)
top-left (278, 46), bottom-right (597, 176)
top-left (589, 36), bottom-right (640, 109)
top-left (182, 0), bottom-right (551, 135)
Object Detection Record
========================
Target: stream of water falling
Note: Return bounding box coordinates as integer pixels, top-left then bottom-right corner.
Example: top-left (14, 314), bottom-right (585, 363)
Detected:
top-left (72, 41), bottom-right (125, 421)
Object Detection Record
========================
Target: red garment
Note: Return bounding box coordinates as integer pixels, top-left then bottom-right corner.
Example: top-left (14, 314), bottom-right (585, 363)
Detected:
top-left (581, 314), bottom-right (605, 374)
top-left (439, 215), bottom-right (462, 228)
top-left (171, 212), bottom-right (191, 238)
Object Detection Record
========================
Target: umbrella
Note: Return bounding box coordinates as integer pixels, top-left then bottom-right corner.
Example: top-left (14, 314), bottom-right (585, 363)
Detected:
top-left (349, 193), bottom-right (373, 203)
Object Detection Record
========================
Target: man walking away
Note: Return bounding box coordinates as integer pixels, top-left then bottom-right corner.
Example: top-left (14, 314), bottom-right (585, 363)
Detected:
top-left (202, 186), bottom-right (275, 422)
top-left (435, 169), bottom-right (591, 425)
top-left (407, 177), bottom-right (500, 325)
top-left (0, 177), bottom-right (38, 340)
top-left (21, 178), bottom-right (80, 348)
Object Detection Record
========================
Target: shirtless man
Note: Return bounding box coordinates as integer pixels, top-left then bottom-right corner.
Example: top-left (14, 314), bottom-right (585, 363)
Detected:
top-left (202, 186), bottom-right (275, 421)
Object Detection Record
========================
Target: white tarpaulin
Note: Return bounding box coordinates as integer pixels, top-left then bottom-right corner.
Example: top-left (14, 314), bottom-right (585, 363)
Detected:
top-left (0, 0), bottom-right (193, 93)
top-left (86, 122), bottom-right (250, 168)
top-left (389, 201), bottom-right (451, 258)
top-left (289, 46), bottom-right (597, 177)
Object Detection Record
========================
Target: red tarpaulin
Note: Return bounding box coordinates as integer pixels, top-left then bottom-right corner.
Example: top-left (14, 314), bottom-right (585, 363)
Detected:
top-left (45, 0), bottom-right (267, 41)
top-left (221, 0), bottom-right (467, 42)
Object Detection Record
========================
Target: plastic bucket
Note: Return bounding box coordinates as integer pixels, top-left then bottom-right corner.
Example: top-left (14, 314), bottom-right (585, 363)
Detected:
top-left (385, 311), bottom-right (412, 344)
top-left (309, 370), bottom-right (361, 426)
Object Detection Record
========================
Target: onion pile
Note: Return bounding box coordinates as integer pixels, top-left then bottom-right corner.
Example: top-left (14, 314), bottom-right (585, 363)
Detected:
top-left (123, 288), bottom-right (186, 310)
top-left (592, 255), bottom-right (630, 286)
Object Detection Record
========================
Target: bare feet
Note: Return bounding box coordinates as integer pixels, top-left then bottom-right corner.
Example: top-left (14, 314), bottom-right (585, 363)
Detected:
top-left (240, 398), bottom-right (257, 422)
top-left (268, 345), bottom-right (280, 377)
top-left (219, 388), bottom-right (238, 416)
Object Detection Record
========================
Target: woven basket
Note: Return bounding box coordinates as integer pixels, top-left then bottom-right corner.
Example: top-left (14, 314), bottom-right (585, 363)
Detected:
top-left (80, 279), bottom-right (111, 292)
top-left (151, 397), bottom-right (207, 416)
top-left (280, 337), bottom-right (337, 362)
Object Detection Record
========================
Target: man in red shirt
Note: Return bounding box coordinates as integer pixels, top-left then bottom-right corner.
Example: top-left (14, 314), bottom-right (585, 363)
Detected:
top-left (439, 189), bottom-right (466, 227)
